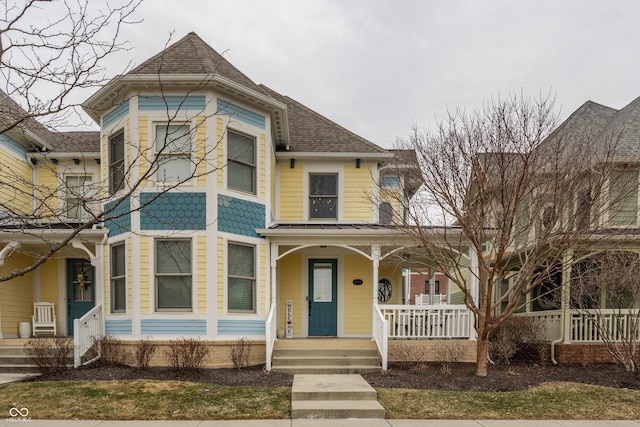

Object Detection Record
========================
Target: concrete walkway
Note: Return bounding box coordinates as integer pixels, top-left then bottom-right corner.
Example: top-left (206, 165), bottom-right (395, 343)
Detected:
top-left (0, 420), bottom-right (639, 426)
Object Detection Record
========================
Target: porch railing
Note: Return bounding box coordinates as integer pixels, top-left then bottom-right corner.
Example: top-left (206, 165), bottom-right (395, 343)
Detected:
top-left (379, 304), bottom-right (471, 339)
top-left (516, 309), bottom-right (640, 343)
top-left (73, 304), bottom-right (104, 368)
top-left (265, 303), bottom-right (277, 371)
top-left (373, 303), bottom-right (388, 370)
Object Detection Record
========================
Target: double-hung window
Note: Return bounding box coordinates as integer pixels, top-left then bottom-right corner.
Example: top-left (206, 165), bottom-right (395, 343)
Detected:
top-left (155, 124), bottom-right (191, 182)
top-left (111, 243), bottom-right (126, 313)
top-left (155, 239), bottom-right (192, 310)
top-left (227, 130), bottom-right (256, 194)
top-left (228, 242), bottom-right (255, 313)
top-left (309, 174), bottom-right (338, 219)
top-left (109, 130), bottom-right (125, 194)
top-left (65, 175), bottom-right (94, 220)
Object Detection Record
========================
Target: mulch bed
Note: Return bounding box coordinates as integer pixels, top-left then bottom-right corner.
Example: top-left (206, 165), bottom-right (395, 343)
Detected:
top-left (28, 361), bottom-right (640, 392)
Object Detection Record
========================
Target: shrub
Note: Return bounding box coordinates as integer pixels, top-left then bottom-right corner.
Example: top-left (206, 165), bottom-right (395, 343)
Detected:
top-left (489, 316), bottom-right (550, 364)
top-left (133, 337), bottom-right (157, 369)
top-left (94, 335), bottom-right (130, 366)
top-left (164, 337), bottom-right (210, 371)
top-left (433, 340), bottom-right (467, 373)
top-left (24, 338), bottom-right (72, 375)
top-left (391, 341), bottom-right (428, 373)
top-left (230, 337), bottom-right (252, 370)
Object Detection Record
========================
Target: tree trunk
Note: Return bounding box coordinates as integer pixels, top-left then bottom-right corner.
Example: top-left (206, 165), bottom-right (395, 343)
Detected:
top-left (475, 334), bottom-right (489, 376)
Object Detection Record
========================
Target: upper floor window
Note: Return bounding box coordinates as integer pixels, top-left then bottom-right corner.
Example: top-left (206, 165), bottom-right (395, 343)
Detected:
top-left (379, 202), bottom-right (393, 225)
top-left (381, 175), bottom-right (401, 189)
top-left (109, 130), bottom-right (125, 194)
top-left (65, 175), bottom-right (94, 220)
top-left (310, 173), bottom-right (338, 219)
top-left (610, 168), bottom-right (638, 227)
top-left (155, 124), bottom-right (191, 182)
top-left (155, 239), bottom-right (192, 311)
top-left (227, 130), bottom-right (256, 194)
top-left (111, 243), bottom-right (126, 313)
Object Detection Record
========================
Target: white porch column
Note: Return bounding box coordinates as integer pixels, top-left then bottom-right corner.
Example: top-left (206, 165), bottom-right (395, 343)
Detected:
top-left (371, 244), bottom-right (380, 332)
top-left (270, 242), bottom-right (277, 314)
top-left (561, 249), bottom-right (573, 344)
top-left (469, 244), bottom-right (479, 340)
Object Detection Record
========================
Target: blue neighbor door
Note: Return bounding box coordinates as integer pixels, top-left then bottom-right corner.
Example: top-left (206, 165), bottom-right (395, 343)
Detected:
top-left (308, 259), bottom-right (337, 336)
top-left (67, 259), bottom-right (95, 335)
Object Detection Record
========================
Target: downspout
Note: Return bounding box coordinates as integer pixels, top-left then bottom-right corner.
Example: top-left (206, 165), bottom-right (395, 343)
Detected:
top-left (551, 250), bottom-right (572, 365)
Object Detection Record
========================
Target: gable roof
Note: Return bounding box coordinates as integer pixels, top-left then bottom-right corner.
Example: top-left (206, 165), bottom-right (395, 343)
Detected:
top-left (0, 89), bottom-right (53, 150)
top-left (129, 32), bottom-right (263, 93)
top-left (259, 84), bottom-right (390, 157)
top-left (598, 95), bottom-right (640, 159)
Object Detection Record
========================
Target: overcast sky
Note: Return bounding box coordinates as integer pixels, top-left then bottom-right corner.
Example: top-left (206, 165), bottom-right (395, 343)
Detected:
top-left (93, 0), bottom-right (640, 148)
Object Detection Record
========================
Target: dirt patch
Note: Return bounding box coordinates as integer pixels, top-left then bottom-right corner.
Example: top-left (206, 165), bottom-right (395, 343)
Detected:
top-left (28, 361), bottom-right (640, 392)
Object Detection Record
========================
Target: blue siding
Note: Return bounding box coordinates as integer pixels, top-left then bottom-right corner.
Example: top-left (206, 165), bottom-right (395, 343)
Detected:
top-left (0, 133), bottom-right (27, 158)
top-left (139, 96), bottom-right (206, 111)
top-left (105, 319), bottom-right (132, 335)
top-left (140, 192), bottom-right (206, 230)
top-left (218, 320), bottom-right (265, 335)
top-left (217, 195), bottom-right (265, 238)
top-left (104, 197), bottom-right (131, 236)
top-left (141, 319), bottom-right (206, 335)
top-left (217, 99), bottom-right (265, 129)
top-left (102, 100), bottom-right (130, 129)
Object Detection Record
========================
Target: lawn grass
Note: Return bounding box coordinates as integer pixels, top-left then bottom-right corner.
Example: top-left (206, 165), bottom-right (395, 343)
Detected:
top-left (2, 380), bottom-right (640, 420)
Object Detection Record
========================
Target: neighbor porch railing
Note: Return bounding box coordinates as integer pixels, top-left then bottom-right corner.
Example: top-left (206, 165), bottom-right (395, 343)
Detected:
top-left (265, 303), bottom-right (277, 371)
top-left (73, 304), bottom-right (103, 368)
top-left (517, 309), bottom-right (640, 343)
top-left (379, 304), bottom-right (472, 339)
top-left (373, 303), bottom-right (388, 370)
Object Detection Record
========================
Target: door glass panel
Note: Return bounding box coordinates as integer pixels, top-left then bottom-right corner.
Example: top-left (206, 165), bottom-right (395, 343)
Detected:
top-left (313, 263), bottom-right (333, 302)
top-left (72, 261), bottom-right (92, 302)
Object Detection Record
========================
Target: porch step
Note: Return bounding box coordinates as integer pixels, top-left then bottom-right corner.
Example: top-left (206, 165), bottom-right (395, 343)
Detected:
top-left (0, 341), bottom-right (73, 374)
top-left (272, 339), bottom-right (381, 374)
top-left (291, 374), bottom-right (385, 419)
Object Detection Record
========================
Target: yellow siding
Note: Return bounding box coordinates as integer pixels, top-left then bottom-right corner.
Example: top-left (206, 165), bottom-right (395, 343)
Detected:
top-left (139, 236), bottom-right (150, 314)
top-left (259, 134), bottom-right (266, 198)
top-left (270, 150), bottom-right (276, 215)
top-left (196, 116), bottom-right (207, 186)
top-left (217, 237), bottom-right (225, 314)
top-left (100, 134), bottom-right (108, 193)
top-left (38, 258), bottom-right (59, 305)
top-left (197, 236), bottom-right (206, 314)
top-left (217, 118), bottom-right (224, 188)
top-left (0, 151), bottom-right (33, 216)
top-left (278, 254), bottom-right (303, 335)
top-left (103, 242), bottom-right (109, 313)
top-left (0, 252), bottom-right (34, 336)
top-left (343, 163), bottom-right (374, 221)
top-left (343, 255), bottom-right (373, 334)
top-left (35, 163), bottom-right (59, 218)
top-left (278, 163), bottom-right (303, 220)
top-left (137, 117), bottom-right (149, 184)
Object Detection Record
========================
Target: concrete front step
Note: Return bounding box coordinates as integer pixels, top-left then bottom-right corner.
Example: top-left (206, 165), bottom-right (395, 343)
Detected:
top-left (291, 374), bottom-right (385, 419)
top-left (272, 341), bottom-right (381, 374)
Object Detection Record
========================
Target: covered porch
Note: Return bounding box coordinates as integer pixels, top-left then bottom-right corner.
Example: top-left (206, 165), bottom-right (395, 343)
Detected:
top-left (259, 224), bottom-right (478, 370)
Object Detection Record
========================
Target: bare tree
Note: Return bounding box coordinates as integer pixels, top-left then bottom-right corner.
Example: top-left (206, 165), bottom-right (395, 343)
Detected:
top-left (391, 93), bottom-right (636, 376)
top-left (570, 251), bottom-right (640, 373)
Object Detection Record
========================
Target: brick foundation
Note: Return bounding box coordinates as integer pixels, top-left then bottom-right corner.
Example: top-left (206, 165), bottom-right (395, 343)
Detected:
top-left (555, 343), bottom-right (637, 364)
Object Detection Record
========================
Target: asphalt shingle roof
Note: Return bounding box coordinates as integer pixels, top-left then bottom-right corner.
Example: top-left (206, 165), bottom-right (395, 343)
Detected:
top-left (258, 84), bottom-right (388, 155)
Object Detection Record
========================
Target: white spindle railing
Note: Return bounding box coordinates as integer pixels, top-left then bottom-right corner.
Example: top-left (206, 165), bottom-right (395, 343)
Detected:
top-left (265, 304), bottom-right (277, 371)
top-left (372, 303), bottom-right (388, 370)
top-left (514, 310), bottom-right (563, 341)
top-left (379, 304), bottom-right (471, 339)
top-left (570, 309), bottom-right (640, 342)
top-left (73, 304), bottom-right (104, 368)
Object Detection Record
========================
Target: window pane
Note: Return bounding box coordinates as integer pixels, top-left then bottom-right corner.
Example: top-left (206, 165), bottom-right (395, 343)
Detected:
top-left (228, 162), bottom-right (255, 193)
top-left (379, 202), bottom-right (393, 224)
top-left (156, 125), bottom-right (191, 153)
top-left (156, 157), bottom-right (191, 182)
top-left (313, 264), bottom-right (332, 302)
top-left (112, 244), bottom-right (125, 276)
top-left (310, 197), bottom-right (337, 219)
top-left (112, 278), bottom-right (126, 311)
top-left (157, 276), bottom-right (192, 309)
top-left (310, 174), bottom-right (337, 196)
top-left (228, 277), bottom-right (254, 311)
top-left (228, 131), bottom-right (255, 165)
top-left (610, 169), bottom-right (638, 227)
top-left (381, 175), bottom-right (400, 188)
top-left (229, 244), bottom-right (254, 277)
top-left (156, 240), bottom-right (191, 273)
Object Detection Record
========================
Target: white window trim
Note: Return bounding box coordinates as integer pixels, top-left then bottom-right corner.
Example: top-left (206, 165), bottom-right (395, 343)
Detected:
top-left (154, 237), bottom-right (194, 312)
top-left (303, 165), bottom-right (344, 221)
top-left (110, 242), bottom-right (127, 314)
top-left (150, 122), bottom-right (195, 185)
top-left (225, 128), bottom-right (258, 196)
top-left (63, 174), bottom-right (96, 221)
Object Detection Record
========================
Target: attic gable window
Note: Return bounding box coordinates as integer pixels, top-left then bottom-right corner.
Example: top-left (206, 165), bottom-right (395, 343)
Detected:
top-left (227, 130), bottom-right (256, 194)
top-left (310, 174), bottom-right (338, 219)
top-left (155, 124), bottom-right (192, 182)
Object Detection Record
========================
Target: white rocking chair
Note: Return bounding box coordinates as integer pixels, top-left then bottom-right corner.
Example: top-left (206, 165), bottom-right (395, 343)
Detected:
top-left (32, 302), bottom-right (57, 337)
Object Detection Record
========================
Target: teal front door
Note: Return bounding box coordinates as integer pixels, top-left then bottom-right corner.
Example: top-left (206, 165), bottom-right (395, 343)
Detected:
top-left (67, 259), bottom-right (94, 335)
top-left (308, 259), bottom-right (337, 336)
